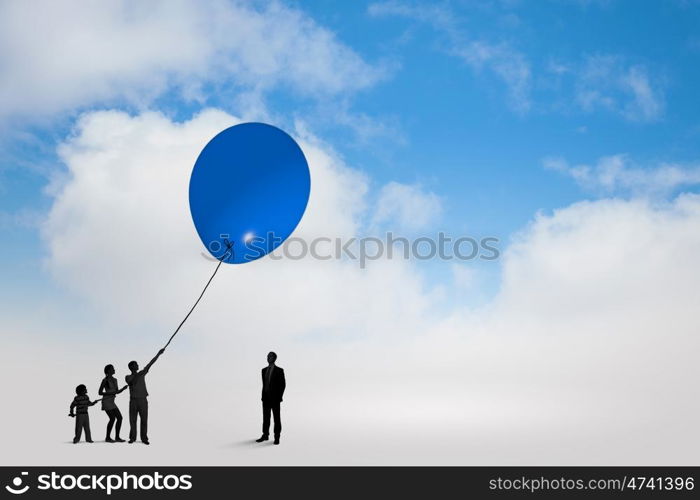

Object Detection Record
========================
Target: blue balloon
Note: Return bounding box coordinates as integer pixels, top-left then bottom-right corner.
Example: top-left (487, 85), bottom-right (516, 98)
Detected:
top-left (189, 123), bottom-right (310, 264)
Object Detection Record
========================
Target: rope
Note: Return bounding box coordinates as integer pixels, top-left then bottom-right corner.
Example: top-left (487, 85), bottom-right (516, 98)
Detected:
top-left (162, 241), bottom-right (233, 350)
top-left (68, 243), bottom-right (233, 418)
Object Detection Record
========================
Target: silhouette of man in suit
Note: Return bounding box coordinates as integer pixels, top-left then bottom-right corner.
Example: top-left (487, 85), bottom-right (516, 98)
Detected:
top-left (256, 351), bottom-right (285, 445)
top-left (125, 348), bottom-right (164, 445)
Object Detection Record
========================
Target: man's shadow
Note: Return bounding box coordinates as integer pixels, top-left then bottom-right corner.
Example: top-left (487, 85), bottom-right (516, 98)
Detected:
top-left (225, 439), bottom-right (274, 448)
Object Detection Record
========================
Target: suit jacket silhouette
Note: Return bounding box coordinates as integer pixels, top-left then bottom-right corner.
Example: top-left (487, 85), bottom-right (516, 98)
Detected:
top-left (261, 366), bottom-right (286, 403)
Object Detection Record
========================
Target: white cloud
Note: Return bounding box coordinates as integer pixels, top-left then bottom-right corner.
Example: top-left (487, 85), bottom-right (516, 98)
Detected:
top-left (43, 109), bottom-right (434, 339)
top-left (453, 41), bottom-right (532, 113)
top-left (25, 108), bottom-right (700, 464)
top-left (368, 1), bottom-right (456, 31)
top-left (0, 0), bottom-right (385, 118)
top-left (544, 154), bottom-right (700, 195)
top-left (368, 1), bottom-right (532, 112)
top-left (497, 195), bottom-right (700, 326)
top-left (575, 55), bottom-right (664, 122)
top-left (370, 181), bottom-right (442, 232)
top-left (370, 3), bottom-right (663, 121)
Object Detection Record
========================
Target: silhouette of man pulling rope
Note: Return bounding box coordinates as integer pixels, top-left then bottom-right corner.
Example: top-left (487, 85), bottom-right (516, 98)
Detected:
top-left (125, 348), bottom-right (164, 445)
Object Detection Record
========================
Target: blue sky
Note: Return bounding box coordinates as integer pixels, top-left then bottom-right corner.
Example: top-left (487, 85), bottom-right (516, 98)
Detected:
top-left (2, 0), bottom-right (700, 308)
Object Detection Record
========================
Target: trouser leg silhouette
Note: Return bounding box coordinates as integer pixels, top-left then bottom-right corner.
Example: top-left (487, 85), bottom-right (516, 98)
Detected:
top-left (140, 401), bottom-right (148, 441)
top-left (129, 399), bottom-right (148, 442)
top-left (74, 416), bottom-right (81, 441)
top-left (84, 415), bottom-right (92, 441)
top-left (75, 414), bottom-right (91, 441)
top-left (129, 401), bottom-right (137, 441)
top-left (75, 415), bottom-right (83, 441)
top-left (262, 401), bottom-right (281, 438)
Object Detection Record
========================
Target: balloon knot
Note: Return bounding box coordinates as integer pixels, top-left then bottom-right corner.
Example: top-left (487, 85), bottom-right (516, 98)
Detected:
top-left (220, 239), bottom-right (234, 262)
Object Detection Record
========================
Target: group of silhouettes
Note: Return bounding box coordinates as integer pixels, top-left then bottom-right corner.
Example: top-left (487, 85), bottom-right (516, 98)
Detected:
top-left (69, 350), bottom-right (286, 445)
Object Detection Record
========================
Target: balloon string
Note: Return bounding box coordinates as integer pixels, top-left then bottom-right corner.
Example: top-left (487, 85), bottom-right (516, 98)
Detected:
top-left (162, 242), bottom-right (233, 350)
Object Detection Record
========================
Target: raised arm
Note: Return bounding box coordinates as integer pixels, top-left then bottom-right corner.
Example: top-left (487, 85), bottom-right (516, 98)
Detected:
top-left (142, 348), bottom-right (165, 374)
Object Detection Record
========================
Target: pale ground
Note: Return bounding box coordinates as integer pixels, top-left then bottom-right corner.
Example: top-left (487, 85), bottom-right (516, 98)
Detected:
top-left (1, 332), bottom-right (697, 467)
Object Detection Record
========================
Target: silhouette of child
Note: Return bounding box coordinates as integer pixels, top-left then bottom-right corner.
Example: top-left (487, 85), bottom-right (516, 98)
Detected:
top-left (69, 384), bottom-right (98, 443)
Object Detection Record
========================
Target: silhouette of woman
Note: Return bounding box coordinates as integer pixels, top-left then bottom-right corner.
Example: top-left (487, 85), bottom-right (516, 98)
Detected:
top-left (98, 364), bottom-right (127, 442)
